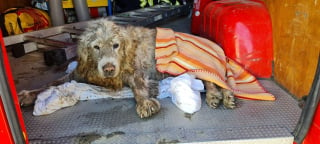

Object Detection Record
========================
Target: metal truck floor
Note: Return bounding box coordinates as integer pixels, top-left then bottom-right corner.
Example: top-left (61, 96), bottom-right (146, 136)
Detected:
top-left (19, 17), bottom-right (301, 143)
top-left (22, 80), bottom-right (301, 144)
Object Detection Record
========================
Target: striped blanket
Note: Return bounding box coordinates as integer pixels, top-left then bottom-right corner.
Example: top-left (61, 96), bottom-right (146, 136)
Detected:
top-left (155, 28), bottom-right (275, 101)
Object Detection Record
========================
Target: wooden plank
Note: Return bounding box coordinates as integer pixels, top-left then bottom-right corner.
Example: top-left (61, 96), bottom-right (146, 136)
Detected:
top-left (264, 0), bottom-right (320, 98)
top-left (3, 21), bottom-right (89, 46)
top-left (62, 28), bottom-right (84, 35)
top-left (24, 36), bottom-right (73, 48)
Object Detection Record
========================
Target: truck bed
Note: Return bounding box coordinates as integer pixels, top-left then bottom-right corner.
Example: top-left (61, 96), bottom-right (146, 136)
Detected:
top-left (11, 17), bottom-right (302, 144)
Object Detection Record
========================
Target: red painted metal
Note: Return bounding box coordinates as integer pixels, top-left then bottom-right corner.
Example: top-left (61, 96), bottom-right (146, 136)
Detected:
top-left (0, 98), bottom-right (14, 144)
top-left (90, 7), bottom-right (100, 18)
top-left (193, 0), bottom-right (273, 78)
top-left (303, 102), bottom-right (320, 144)
top-left (190, 0), bottom-right (213, 35)
top-left (0, 30), bottom-right (28, 143)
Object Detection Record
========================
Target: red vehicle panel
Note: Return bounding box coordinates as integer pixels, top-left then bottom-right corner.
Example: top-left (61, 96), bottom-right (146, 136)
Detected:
top-left (193, 0), bottom-right (273, 78)
top-left (0, 99), bottom-right (14, 144)
top-left (303, 102), bottom-right (320, 144)
top-left (0, 30), bottom-right (28, 143)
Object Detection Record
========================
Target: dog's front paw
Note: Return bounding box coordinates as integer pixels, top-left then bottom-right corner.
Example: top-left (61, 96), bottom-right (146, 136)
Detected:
top-left (18, 90), bottom-right (39, 106)
top-left (136, 98), bottom-right (160, 118)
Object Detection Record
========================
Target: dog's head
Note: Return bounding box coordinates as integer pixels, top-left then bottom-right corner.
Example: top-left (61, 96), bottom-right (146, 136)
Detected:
top-left (77, 19), bottom-right (131, 78)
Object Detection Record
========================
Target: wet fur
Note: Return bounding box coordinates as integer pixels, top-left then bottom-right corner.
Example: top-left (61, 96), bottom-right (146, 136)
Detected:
top-left (75, 20), bottom-right (160, 90)
top-left (19, 19), bottom-right (236, 118)
top-left (75, 20), bottom-right (165, 118)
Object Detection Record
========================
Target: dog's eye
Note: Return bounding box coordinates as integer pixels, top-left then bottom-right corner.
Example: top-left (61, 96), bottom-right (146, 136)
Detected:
top-left (113, 43), bottom-right (119, 49)
top-left (93, 45), bottom-right (100, 50)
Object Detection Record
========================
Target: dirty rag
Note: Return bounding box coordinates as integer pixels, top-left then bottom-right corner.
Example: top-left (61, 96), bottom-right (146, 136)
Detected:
top-left (33, 80), bottom-right (134, 116)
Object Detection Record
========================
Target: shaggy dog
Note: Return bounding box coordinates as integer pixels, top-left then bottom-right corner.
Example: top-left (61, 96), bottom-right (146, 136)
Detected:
top-left (19, 19), bottom-right (235, 118)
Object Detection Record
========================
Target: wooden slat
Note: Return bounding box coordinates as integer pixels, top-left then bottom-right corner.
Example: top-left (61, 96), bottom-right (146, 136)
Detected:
top-left (3, 21), bottom-right (89, 46)
top-left (264, 0), bottom-right (320, 98)
top-left (24, 36), bottom-right (74, 48)
top-left (62, 28), bottom-right (84, 35)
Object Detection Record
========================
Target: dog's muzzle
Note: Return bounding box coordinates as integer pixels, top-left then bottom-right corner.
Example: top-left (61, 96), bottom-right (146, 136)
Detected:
top-left (103, 63), bottom-right (116, 77)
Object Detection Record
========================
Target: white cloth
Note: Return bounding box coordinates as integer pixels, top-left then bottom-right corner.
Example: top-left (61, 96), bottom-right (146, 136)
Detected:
top-left (158, 73), bottom-right (204, 114)
top-left (33, 81), bottom-right (134, 116)
top-left (65, 61), bottom-right (78, 74)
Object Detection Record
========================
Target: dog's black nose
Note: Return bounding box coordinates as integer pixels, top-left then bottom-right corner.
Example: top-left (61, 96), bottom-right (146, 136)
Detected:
top-left (103, 63), bottom-right (115, 73)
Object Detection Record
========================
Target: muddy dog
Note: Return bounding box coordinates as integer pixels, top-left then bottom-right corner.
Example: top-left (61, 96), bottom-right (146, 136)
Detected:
top-left (19, 19), bottom-right (235, 118)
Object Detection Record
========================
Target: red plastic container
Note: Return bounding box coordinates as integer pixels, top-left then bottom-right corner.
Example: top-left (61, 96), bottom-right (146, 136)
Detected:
top-left (190, 0), bottom-right (213, 35)
top-left (194, 0), bottom-right (273, 78)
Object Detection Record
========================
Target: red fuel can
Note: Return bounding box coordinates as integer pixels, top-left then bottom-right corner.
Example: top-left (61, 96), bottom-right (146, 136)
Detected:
top-left (190, 0), bottom-right (213, 35)
top-left (195, 0), bottom-right (273, 78)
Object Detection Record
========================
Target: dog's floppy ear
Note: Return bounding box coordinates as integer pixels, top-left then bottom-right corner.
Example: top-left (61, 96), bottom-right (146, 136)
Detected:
top-left (77, 19), bottom-right (104, 63)
top-left (77, 32), bottom-right (95, 63)
top-left (120, 25), bottom-right (138, 57)
top-left (76, 22), bottom-right (99, 78)
top-left (76, 35), bottom-right (91, 79)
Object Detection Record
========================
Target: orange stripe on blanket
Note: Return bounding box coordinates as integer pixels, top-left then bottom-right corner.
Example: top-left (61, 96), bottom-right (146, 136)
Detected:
top-left (235, 93), bottom-right (276, 101)
top-left (155, 27), bottom-right (275, 101)
top-left (175, 37), bottom-right (227, 69)
top-left (156, 39), bottom-right (176, 46)
top-left (175, 32), bottom-right (226, 57)
top-left (175, 54), bottom-right (226, 81)
top-left (155, 51), bottom-right (177, 60)
top-left (155, 45), bottom-right (178, 59)
top-left (156, 43), bottom-right (177, 49)
top-left (188, 69), bottom-right (230, 90)
top-left (156, 61), bottom-right (187, 75)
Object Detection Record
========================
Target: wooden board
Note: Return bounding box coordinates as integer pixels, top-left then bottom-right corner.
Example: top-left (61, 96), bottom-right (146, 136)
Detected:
top-left (264, 0), bottom-right (320, 98)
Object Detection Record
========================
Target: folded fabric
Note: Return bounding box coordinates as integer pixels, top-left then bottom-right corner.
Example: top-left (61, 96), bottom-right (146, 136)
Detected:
top-left (170, 73), bottom-right (204, 114)
top-left (33, 80), bottom-right (133, 116)
top-left (158, 73), bottom-right (204, 114)
top-left (155, 28), bottom-right (275, 101)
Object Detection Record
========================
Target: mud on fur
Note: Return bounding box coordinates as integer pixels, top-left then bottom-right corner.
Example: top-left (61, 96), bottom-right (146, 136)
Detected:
top-left (19, 19), bottom-right (236, 118)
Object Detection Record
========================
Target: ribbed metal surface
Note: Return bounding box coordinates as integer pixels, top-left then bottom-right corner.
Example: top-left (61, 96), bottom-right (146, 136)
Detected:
top-left (22, 80), bottom-right (301, 144)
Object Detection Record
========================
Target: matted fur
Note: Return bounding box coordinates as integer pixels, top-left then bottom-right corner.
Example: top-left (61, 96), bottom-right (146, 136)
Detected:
top-left (74, 19), bottom-right (236, 118)
top-left (18, 19), bottom-right (236, 118)
top-left (75, 20), bottom-right (158, 90)
top-left (75, 19), bottom-right (165, 118)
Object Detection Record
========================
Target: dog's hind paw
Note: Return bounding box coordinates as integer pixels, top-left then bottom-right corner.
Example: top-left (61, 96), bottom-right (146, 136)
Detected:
top-left (222, 89), bottom-right (236, 109)
top-left (136, 98), bottom-right (161, 118)
top-left (205, 91), bottom-right (222, 109)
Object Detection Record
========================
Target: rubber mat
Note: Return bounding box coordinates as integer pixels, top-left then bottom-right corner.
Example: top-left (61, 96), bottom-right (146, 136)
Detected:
top-left (22, 79), bottom-right (301, 144)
